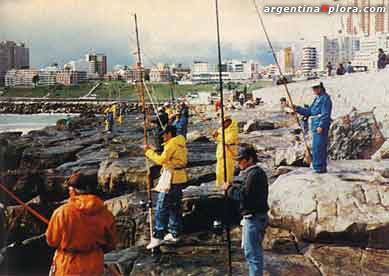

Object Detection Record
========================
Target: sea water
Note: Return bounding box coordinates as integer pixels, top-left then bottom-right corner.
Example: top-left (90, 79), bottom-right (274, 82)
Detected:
top-left (0, 114), bottom-right (77, 134)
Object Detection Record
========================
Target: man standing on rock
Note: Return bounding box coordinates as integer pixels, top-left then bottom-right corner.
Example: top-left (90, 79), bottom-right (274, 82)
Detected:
top-left (288, 82), bottom-right (332, 173)
top-left (144, 125), bottom-right (188, 249)
top-left (212, 114), bottom-right (239, 187)
top-left (224, 146), bottom-right (269, 276)
top-left (46, 172), bottom-right (117, 276)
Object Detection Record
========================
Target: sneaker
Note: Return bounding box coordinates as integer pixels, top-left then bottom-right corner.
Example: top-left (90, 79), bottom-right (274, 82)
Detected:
top-left (146, 237), bottom-right (164, 249)
top-left (164, 233), bottom-right (180, 243)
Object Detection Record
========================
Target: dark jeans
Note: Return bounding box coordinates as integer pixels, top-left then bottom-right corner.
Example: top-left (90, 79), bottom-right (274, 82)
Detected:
top-left (154, 184), bottom-right (183, 239)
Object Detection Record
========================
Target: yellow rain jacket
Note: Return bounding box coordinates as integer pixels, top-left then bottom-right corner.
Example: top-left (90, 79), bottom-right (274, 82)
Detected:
top-left (46, 194), bottom-right (116, 276)
top-left (111, 104), bottom-right (118, 120)
top-left (215, 119), bottom-right (239, 186)
top-left (165, 108), bottom-right (174, 120)
top-left (146, 135), bottom-right (188, 184)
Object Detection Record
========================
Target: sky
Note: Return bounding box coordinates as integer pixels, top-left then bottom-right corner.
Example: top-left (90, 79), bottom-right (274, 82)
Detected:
top-left (0, 0), bottom-right (342, 70)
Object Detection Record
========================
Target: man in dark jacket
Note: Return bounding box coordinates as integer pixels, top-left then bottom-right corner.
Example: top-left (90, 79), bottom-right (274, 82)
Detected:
top-left (224, 146), bottom-right (269, 276)
top-left (153, 107), bottom-right (169, 152)
top-left (378, 48), bottom-right (387, 69)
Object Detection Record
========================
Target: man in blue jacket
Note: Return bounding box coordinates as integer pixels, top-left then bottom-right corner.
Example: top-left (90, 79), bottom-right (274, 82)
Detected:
top-left (289, 82), bottom-right (332, 173)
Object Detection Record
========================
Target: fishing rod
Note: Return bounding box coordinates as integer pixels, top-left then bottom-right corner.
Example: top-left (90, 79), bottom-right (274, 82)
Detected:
top-left (215, 0), bottom-right (233, 275)
top-left (133, 13), bottom-right (154, 252)
top-left (252, 0), bottom-right (312, 164)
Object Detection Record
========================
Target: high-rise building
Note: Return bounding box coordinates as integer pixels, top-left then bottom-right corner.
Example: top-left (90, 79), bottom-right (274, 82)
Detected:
top-left (0, 41), bottom-right (29, 84)
top-left (343, 0), bottom-right (389, 36)
top-left (277, 48), bottom-right (294, 75)
top-left (85, 53), bottom-right (107, 78)
top-left (301, 47), bottom-right (317, 75)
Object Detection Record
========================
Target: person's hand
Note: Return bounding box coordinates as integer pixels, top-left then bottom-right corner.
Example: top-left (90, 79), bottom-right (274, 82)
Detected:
top-left (317, 127), bottom-right (323, 134)
top-left (144, 144), bottom-right (151, 152)
top-left (222, 182), bottom-right (230, 191)
top-left (212, 130), bottom-right (218, 138)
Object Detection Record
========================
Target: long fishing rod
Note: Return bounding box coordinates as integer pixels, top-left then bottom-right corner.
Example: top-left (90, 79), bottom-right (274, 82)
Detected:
top-left (133, 13), bottom-right (154, 251)
top-left (252, 0), bottom-right (312, 164)
top-left (215, 0), bottom-right (232, 275)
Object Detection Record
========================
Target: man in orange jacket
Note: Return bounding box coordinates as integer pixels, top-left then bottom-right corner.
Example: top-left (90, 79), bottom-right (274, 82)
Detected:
top-left (46, 172), bottom-right (117, 276)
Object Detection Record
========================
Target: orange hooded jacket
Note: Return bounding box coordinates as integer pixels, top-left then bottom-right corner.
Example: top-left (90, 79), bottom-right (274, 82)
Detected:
top-left (46, 194), bottom-right (116, 276)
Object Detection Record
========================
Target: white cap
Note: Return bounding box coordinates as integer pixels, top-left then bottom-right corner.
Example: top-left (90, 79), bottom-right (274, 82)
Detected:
top-left (164, 102), bottom-right (170, 107)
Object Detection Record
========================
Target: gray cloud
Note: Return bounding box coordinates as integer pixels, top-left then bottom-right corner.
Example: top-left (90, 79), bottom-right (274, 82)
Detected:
top-left (0, 0), bottom-right (339, 69)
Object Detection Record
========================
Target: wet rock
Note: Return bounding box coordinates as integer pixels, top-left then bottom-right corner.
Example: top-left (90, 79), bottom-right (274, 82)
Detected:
top-left (329, 112), bottom-right (385, 160)
top-left (243, 120), bottom-right (275, 133)
top-left (0, 138), bottom-right (26, 171)
top-left (20, 144), bottom-right (84, 170)
top-left (305, 244), bottom-right (389, 276)
top-left (98, 157), bottom-right (146, 195)
top-left (269, 160), bottom-right (389, 248)
top-left (186, 130), bottom-right (211, 143)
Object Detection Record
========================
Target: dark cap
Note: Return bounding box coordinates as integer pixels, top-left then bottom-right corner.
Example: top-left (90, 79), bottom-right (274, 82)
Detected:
top-left (160, 125), bottom-right (177, 136)
top-left (235, 146), bottom-right (258, 162)
top-left (66, 172), bottom-right (97, 193)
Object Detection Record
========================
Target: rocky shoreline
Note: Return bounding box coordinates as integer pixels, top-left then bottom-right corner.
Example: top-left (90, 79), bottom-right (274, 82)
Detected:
top-left (0, 101), bottom-right (141, 114)
top-left (1, 104), bottom-right (389, 275)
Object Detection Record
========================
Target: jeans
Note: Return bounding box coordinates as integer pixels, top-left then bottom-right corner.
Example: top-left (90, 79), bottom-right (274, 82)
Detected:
top-left (242, 213), bottom-right (268, 276)
top-left (312, 127), bottom-right (329, 172)
top-left (154, 184), bottom-right (183, 239)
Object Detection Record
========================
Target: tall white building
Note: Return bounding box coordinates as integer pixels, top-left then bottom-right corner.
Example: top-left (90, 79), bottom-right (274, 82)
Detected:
top-left (65, 59), bottom-right (89, 72)
top-left (301, 47), bottom-right (317, 75)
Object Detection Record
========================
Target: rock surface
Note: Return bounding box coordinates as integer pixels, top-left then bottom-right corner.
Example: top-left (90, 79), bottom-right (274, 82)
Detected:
top-left (328, 112), bottom-right (385, 160)
top-left (269, 160), bottom-right (389, 248)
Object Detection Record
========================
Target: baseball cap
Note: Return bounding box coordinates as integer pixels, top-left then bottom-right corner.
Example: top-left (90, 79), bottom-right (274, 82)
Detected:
top-left (235, 146), bottom-right (257, 161)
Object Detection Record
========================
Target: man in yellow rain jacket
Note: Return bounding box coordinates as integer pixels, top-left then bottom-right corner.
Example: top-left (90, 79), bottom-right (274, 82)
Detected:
top-left (164, 102), bottom-right (174, 122)
top-left (213, 115), bottom-right (239, 187)
top-left (46, 172), bottom-right (116, 276)
top-left (104, 105), bottom-right (114, 132)
top-left (144, 125), bottom-right (187, 249)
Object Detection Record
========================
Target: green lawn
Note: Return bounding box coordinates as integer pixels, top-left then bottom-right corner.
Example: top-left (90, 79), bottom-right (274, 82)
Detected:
top-left (0, 80), bottom-right (271, 101)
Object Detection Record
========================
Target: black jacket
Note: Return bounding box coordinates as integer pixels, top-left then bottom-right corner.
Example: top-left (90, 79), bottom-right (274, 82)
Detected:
top-left (227, 165), bottom-right (269, 216)
top-left (153, 111), bottom-right (169, 130)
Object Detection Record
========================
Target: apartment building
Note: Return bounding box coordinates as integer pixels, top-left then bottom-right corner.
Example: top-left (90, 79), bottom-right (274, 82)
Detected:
top-left (0, 41), bottom-right (29, 84)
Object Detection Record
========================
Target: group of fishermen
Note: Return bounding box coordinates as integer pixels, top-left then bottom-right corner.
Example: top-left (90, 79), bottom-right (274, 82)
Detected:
top-left (103, 102), bottom-right (126, 132)
top-left (43, 81), bottom-right (332, 276)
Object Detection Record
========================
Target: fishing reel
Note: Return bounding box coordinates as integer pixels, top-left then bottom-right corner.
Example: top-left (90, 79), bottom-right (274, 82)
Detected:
top-left (212, 220), bottom-right (224, 236)
top-left (138, 200), bottom-right (152, 211)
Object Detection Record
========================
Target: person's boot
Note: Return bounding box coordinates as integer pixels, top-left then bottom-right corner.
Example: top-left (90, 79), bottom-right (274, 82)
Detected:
top-left (146, 237), bottom-right (164, 249)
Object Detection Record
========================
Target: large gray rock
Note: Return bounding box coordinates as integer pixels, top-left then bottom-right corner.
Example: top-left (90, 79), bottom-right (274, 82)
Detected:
top-left (269, 160), bottom-right (389, 248)
top-left (328, 112), bottom-right (385, 160)
top-left (274, 143), bottom-right (307, 167)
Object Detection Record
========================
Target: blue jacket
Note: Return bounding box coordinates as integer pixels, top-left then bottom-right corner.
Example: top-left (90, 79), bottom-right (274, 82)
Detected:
top-left (296, 90), bottom-right (332, 130)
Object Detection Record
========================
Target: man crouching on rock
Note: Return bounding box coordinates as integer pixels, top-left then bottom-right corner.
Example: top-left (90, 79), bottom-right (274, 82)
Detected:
top-left (144, 125), bottom-right (188, 249)
top-left (46, 172), bottom-right (117, 276)
top-left (223, 146), bottom-right (269, 276)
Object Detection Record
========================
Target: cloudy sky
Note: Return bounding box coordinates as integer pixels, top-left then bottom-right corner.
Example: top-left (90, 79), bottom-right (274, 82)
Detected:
top-left (0, 0), bottom-right (342, 69)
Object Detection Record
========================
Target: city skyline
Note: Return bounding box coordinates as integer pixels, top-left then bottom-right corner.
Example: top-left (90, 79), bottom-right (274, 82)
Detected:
top-left (0, 0), bottom-right (341, 70)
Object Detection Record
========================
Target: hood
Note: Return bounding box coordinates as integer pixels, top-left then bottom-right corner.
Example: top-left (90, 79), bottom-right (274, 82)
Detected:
top-left (68, 195), bottom-right (104, 216)
top-left (226, 119), bottom-right (238, 132)
top-left (169, 135), bottom-right (186, 147)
